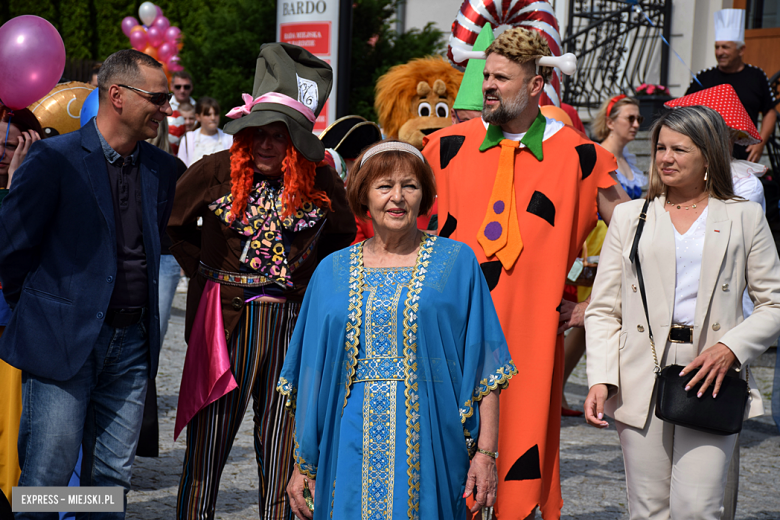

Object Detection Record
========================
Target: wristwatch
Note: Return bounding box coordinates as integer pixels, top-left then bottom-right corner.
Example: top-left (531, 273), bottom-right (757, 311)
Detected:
top-left (477, 448), bottom-right (498, 459)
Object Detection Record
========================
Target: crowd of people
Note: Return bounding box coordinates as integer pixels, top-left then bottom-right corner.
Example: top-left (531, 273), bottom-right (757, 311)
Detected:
top-left (0, 6), bottom-right (778, 520)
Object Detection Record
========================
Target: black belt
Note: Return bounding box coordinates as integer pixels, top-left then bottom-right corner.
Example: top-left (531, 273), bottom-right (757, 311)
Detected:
top-left (668, 324), bottom-right (693, 343)
top-left (106, 307), bottom-right (145, 328)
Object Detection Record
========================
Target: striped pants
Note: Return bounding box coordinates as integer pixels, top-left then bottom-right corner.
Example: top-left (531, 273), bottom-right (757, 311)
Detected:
top-left (177, 301), bottom-right (300, 520)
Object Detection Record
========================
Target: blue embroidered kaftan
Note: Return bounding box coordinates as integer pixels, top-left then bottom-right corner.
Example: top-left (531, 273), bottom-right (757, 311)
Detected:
top-left (278, 235), bottom-right (516, 519)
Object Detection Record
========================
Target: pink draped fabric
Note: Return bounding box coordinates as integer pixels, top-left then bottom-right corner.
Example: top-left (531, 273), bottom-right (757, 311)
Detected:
top-left (174, 280), bottom-right (238, 440)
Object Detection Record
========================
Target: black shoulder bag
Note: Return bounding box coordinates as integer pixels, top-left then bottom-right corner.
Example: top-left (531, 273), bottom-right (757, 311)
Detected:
top-left (629, 198), bottom-right (749, 436)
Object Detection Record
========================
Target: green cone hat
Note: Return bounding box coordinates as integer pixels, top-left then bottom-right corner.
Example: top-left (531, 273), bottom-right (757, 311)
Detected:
top-left (453, 23), bottom-right (494, 111)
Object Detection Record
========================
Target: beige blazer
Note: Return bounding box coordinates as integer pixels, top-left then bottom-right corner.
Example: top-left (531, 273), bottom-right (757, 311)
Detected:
top-left (585, 195), bottom-right (780, 429)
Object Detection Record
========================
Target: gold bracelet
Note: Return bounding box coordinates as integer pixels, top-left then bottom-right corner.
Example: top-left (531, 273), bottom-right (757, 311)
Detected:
top-left (477, 448), bottom-right (498, 459)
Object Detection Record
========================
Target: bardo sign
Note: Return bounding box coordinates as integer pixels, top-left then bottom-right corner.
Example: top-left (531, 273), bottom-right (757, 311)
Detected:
top-left (281, 1), bottom-right (328, 15)
top-left (277, 0), bottom-right (340, 131)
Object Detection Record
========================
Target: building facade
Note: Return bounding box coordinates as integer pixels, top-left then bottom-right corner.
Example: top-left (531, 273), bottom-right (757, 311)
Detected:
top-left (398, 0), bottom-right (779, 99)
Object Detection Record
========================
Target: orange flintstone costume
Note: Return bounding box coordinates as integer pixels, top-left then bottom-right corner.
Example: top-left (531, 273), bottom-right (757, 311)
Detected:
top-left (423, 113), bottom-right (616, 519)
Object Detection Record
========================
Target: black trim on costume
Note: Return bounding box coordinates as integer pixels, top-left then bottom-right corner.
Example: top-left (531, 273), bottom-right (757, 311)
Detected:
top-left (526, 191), bottom-right (555, 227)
top-left (440, 135), bottom-right (466, 169)
top-left (505, 445), bottom-right (542, 481)
top-left (440, 213), bottom-right (458, 238)
top-left (576, 143), bottom-right (597, 180)
top-left (480, 261), bottom-right (502, 291)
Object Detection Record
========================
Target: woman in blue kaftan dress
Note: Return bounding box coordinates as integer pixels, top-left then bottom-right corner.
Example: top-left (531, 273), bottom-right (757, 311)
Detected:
top-left (278, 141), bottom-right (516, 520)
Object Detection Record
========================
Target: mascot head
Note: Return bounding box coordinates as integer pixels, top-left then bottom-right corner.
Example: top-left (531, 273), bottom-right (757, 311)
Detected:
top-left (374, 56), bottom-right (463, 150)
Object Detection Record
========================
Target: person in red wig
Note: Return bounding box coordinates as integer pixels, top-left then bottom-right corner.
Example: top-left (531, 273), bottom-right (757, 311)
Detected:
top-left (167, 43), bottom-right (355, 520)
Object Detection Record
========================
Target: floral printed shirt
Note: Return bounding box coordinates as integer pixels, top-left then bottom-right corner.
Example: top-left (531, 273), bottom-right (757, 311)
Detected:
top-left (210, 176), bottom-right (324, 287)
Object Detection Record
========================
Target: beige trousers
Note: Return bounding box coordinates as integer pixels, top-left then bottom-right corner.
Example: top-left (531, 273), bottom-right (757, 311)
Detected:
top-left (615, 341), bottom-right (738, 520)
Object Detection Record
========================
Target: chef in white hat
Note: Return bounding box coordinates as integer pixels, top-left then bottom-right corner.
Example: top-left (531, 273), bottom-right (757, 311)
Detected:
top-left (685, 8), bottom-right (778, 163)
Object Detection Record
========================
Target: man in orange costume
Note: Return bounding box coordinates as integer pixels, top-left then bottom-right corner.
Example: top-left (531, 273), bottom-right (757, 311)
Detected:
top-left (423, 28), bottom-right (628, 519)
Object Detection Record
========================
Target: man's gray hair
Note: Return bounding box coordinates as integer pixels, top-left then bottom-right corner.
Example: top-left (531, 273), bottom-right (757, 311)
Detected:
top-left (97, 49), bottom-right (163, 102)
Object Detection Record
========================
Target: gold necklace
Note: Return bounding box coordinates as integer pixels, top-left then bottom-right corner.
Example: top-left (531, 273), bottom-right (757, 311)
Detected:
top-left (666, 193), bottom-right (708, 210)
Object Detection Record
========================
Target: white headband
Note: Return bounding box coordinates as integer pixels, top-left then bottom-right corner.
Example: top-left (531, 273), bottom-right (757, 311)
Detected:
top-left (360, 141), bottom-right (425, 166)
top-left (450, 47), bottom-right (578, 76)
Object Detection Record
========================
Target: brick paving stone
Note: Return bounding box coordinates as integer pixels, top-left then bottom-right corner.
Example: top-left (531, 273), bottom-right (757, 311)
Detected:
top-left (128, 295), bottom-right (780, 519)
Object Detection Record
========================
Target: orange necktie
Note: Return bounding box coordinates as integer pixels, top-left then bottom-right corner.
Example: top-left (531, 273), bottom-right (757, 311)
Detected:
top-left (477, 139), bottom-right (523, 270)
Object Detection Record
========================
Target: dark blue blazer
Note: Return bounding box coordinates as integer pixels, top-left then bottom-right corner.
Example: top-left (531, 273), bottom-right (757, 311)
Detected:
top-left (0, 121), bottom-right (178, 381)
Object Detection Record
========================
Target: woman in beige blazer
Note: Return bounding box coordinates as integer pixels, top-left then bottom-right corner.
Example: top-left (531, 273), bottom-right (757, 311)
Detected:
top-left (584, 106), bottom-right (780, 520)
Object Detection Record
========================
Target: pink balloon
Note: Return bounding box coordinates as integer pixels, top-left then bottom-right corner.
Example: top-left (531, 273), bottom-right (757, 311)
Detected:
top-left (165, 26), bottom-right (181, 43)
top-left (147, 25), bottom-right (164, 47)
top-left (153, 16), bottom-right (170, 32)
top-left (129, 28), bottom-right (148, 51)
top-left (121, 16), bottom-right (139, 37)
top-left (0, 15), bottom-right (66, 110)
top-left (155, 5), bottom-right (163, 19)
top-left (158, 42), bottom-right (177, 63)
top-left (167, 55), bottom-right (184, 72)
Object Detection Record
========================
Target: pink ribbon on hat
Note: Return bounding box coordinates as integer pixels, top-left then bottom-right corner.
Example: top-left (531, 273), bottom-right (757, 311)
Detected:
top-left (226, 92), bottom-right (316, 123)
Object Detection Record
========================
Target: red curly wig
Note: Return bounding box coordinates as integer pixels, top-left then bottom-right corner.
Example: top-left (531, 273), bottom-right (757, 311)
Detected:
top-left (228, 128), bottom-right (332, 223)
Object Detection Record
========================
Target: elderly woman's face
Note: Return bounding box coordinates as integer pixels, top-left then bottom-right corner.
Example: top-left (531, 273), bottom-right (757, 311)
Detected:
top-left (252, 122), bottom-right (289, 176)
top-left (655, 126), bottom-right (707, 190)
top-left (366, 169), bottom-right (422, 235)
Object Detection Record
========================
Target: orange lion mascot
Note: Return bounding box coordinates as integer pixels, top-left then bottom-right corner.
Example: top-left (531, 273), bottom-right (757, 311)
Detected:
top-left (374, 56), bottom-right (463, 150)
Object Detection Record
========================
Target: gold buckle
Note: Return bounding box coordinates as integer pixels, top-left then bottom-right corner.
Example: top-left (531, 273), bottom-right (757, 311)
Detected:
top-left (668, 324), bottom-right (693, 343)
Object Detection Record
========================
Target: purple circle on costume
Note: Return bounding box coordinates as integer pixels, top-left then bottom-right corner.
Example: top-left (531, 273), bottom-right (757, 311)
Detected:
top-left (493, 201), bottom-right (505, 214)
top-left (484, 222), bottom-right (502, 241)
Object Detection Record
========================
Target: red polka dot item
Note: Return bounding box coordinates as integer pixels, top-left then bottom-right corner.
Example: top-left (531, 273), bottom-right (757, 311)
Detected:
top-left (664, 84), bottom-right (761, 146)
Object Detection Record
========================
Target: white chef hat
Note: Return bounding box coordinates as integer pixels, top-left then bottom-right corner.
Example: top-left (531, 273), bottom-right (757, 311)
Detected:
top-left (714, 9), bottom-right (745, 45)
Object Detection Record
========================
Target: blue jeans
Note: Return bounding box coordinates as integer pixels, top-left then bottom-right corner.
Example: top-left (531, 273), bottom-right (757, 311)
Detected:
top-left (16, 319), bottom-right (149, 520)
top-left (158, 254), bottom-right (181, 343)
top-left (773, 345), bottom-right (780, 433)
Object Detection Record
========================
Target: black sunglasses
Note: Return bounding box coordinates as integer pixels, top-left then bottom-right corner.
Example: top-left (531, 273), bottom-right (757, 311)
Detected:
top-left (118, 84), bottom-right (171, 106)
top-left (173, 84), bottom-right (192, 91)
top-left (626, 115), bottom-right (645, 125)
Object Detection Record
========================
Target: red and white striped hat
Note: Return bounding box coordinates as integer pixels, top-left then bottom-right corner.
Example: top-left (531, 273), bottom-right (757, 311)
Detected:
top-left (664, 84), bottom-right (761, 146)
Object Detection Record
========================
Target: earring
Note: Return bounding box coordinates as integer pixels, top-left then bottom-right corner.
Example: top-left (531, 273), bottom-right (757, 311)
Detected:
top-left (704, 169), bottom-right (708, 182)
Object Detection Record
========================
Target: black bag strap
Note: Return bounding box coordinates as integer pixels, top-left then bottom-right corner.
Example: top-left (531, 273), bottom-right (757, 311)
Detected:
top-left (629, 198), bottom-right (661, 372)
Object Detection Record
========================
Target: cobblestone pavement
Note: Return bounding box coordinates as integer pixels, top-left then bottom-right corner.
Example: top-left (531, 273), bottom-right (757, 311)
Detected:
top-left (127, 293), bottom-right (780, 519)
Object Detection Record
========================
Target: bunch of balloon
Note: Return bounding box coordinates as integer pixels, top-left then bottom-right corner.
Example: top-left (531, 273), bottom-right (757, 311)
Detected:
top-left (121, 1), bottom-right (183, 81)
top-left (0, 15), bottom-right (66, 111)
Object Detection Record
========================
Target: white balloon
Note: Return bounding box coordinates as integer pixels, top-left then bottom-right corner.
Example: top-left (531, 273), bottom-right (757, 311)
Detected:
top-left (139, 2), bottom-right (157, 26)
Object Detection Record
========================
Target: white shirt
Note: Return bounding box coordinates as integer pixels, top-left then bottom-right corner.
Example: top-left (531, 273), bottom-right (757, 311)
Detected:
top-left (178, 129), bottom-right (233, 168)
top-left (672, 207), bottom-right (709, 326)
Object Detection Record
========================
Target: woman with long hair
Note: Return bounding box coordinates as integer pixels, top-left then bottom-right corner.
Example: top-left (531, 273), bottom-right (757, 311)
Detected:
top-left (592, 94), bottom-right (646, 199)
top-left (584, 105), bottom-right (780, 519)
